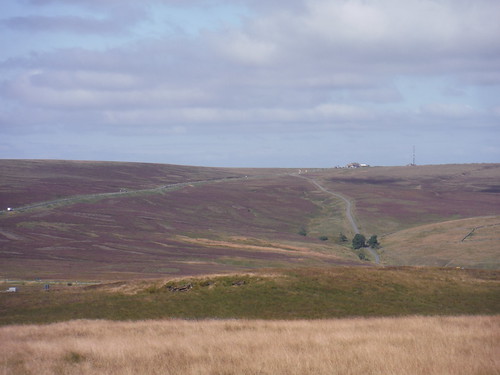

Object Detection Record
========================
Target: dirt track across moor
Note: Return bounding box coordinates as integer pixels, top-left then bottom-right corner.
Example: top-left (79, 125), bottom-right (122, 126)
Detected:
top-left (295, 175), bottom-right (381, 264)
top-left (0, 176), bottom-right (250, 215)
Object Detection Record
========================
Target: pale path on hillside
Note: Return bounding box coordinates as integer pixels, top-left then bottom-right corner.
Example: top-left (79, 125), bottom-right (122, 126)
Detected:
top-left (0, 176), bottom-right (250, 214)
top-left (295, 175), bottom-right (380, 264)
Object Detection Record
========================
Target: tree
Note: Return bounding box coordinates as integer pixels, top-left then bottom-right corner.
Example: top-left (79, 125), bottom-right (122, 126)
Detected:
top-left (367, 235), bottom-right (380, 248)
top-left (352, 234), bottom-right (366, 250)
top-left (339, 233), bottom-right (348, 243)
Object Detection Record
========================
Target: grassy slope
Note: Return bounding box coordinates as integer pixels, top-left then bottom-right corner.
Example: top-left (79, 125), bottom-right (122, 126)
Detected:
top-left (381, 216), bottom-right (500, 269)
top-left (1, 267), bottom-right (498, 325)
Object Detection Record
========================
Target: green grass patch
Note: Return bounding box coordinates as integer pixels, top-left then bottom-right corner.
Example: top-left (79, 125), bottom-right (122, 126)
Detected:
top-left (1, 267), bottom-right (498, 325)
top-left (64, 351), bottom-right (86, 364)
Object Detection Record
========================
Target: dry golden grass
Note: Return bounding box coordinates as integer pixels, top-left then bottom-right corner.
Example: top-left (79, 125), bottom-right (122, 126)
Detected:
top-left (174, 234), bottom-right (352, 261)
top-left (175, 235), bottom-right (311, 253)
top-left (381, 215), bottom-right (500, 268)
top-left (1, 316), bottom-right (498, 375)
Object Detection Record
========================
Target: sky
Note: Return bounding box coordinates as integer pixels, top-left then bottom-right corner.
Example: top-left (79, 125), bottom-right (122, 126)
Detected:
top-left (1, 0), bottom-right (499, 168)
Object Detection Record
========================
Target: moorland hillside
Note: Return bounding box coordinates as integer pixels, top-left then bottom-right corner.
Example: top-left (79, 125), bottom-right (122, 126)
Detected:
top-left (0, 160), bottom-right (499, 280)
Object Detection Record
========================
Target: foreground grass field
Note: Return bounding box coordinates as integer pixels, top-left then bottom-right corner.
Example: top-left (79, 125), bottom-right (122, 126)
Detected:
top-left (1, 267), bottom-right (498, 325)
top-left (1, 315), bottom-right (498, 375)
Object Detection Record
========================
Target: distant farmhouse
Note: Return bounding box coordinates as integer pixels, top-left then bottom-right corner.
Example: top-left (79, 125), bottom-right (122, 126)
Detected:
top-left (346, 162), bottom-right (370, 168)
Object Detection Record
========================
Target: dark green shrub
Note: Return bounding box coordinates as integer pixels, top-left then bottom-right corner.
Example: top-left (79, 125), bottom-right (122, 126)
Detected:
top-left (352, 234), bottom-right (366, 249)
top-left (367, 235), bottom-right (380, 248)
top-left (298, 227), bottom-right (307, 236)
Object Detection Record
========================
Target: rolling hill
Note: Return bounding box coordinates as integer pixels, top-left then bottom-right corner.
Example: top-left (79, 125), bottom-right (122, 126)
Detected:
top-left (1, 160), bottom-right (499, 281)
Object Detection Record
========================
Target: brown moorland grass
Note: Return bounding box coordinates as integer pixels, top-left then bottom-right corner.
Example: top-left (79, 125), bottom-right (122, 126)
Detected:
top-left (1, 316), bottom-right (498, 375)
top-left (382, 216), bottom-right (500, 268)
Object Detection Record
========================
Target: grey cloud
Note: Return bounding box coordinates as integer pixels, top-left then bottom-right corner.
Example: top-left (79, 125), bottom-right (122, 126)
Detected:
top-left (4, 71), bottom-right (210, 110)
top-left (3, 1), bottom-right (145, 35)
top-left (344, 87), bottom-right (403, 104)
top-left (460, 71), bottom-right (500, 86)
top-left (27, 0), bottom-right (144, 10)
top-left (28, 70), bottom-right (142, 91)
top-left (2, 15), bottom-right (124, 34)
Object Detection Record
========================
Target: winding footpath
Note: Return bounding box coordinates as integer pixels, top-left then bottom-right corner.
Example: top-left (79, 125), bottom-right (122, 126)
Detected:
top-left (295, 175), bottom-right (380, 264)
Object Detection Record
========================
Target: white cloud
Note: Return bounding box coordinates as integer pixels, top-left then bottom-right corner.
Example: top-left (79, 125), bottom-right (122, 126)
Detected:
top-left (420, 103), bottom-right (481, 118)
top-left (4, 70), bottom-right (210, 110)
top-left (313, 103), bottom-right (373, 121)
top-left (302, 1), bottom-right (389, 42)
top-left (214, 32), bottom-right (278, 65)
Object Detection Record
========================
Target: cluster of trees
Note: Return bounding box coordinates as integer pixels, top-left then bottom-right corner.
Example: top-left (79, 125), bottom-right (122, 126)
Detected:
top-left (351, 234), bottom-right (380, 249)
top-left (337, 232), bottom-right (379, 249)
top-left (298, 228), bottom-right (380, 252)
top-left (349, 234), bottom-right (380, 261)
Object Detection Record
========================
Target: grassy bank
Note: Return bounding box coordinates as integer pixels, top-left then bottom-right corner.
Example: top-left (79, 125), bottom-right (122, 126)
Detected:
top-left (1, 267), bottom-right (498, 325)
top-left (381, 215), bottom-right (500, 268)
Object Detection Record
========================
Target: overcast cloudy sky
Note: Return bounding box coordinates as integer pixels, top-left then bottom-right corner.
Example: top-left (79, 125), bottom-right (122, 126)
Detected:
top-left (1, 0), bottom-right (499, 167)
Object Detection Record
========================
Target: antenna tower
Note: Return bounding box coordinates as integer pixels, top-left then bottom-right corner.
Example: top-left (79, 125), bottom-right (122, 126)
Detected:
top-left (412, 146), bottom-right (416, 166)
